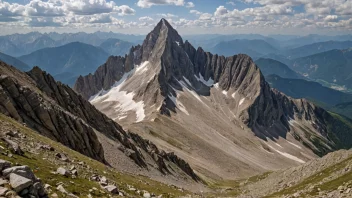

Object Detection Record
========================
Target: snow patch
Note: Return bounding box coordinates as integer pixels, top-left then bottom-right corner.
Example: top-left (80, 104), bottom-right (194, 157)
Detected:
top-left (175, 41), bottom-right (180, 46)
top-left (267, 144), bottom-right (305, 163)
top-left (239, 98), bottom-right (245, 106)
top-left (231, 92), bottom-right (236, 98)
top-left (274, 142), bottom-right (283, 148)
top-left (287, 141), bottom-right (302, 149)
top-left (182, 76), bottom-right (193, 88)
top-left (90, 66), bottom-right (146, 122)
top-left (135, 61), bottom-right (149, 74)
top-left (168, 94), bottom-right (189, 115)
top-left (222, 90), bottom-right (228, 96)
top-left (194, 73), bottom-right (214, 86)
top-left (177, 79), bottom-right (208, 106)
top-left (288, 119), bottom-right (297, 126)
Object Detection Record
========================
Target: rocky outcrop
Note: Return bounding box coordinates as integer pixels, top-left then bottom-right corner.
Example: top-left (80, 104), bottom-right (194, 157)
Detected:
top-left (0, 159), bottom-right (47, 197)
top-left (74, 46), bottom-right (141, 100)
top-left (129, 133), bottom-right (200, 181)
top-left (0, 61), bottom-right (199, 181)
top-left (0, 64), bottom-right (105, 162)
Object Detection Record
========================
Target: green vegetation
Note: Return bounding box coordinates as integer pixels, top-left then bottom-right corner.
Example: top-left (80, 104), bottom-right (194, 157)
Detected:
top-left (204, 172), bottom-right (271, 197)
top-left (325, 112), bottom-right (352, 149)
top-left (149, 129), bottom-right (184, 150)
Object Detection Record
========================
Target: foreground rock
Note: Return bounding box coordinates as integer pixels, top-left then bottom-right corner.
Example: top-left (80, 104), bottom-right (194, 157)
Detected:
top-left (0, 159), bottom-right (47, 197)
top-left (9, 173), bottom-right (33, 192)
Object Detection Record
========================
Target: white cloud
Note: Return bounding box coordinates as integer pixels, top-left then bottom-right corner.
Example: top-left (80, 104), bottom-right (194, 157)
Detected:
top-left (139, 16), bottom-right (154, 21)
top-left (214, 6), bottom-right (228, 16)
top-left (226, 1), bottom-right (236, 6)
top-left (63, 0), bottom-right (135, 16)
top-left (190, 10), bottom-right (202, 15)
top-left (199, 13), bottom-right (212, 20)
top-left (324, 15), bottom-right (338, 22)
top-left (137, 0), bottom-right (185, 8)
top-left (0, 0), bottom-right (135, 17)
top-left (157, 13), bottom-right (178, 18)
top-left (0, 0), bottom-right (135, 28)
top-left (185, 2), bottom-right (195, 8)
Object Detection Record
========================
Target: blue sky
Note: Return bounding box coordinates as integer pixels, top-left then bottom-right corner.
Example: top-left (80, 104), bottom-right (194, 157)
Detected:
top-left (0, 0), bottom-right (351, 35)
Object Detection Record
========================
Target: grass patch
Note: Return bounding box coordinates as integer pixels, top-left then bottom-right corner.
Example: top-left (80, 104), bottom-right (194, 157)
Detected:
top-left (149, 129), bottom-right (183, 150)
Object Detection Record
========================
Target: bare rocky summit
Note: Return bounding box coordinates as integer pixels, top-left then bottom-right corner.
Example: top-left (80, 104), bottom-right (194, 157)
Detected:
top-left (74, 19), bottom-right (352, 181)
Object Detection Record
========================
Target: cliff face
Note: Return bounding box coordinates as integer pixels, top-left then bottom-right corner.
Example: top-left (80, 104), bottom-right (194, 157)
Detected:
top-left (0, 64), bottom-right (105, 161)
top-left (0, 61), bottom-right (199, 182)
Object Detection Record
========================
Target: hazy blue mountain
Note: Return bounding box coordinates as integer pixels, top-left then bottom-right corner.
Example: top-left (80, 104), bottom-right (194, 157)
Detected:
top-left (285, 41), bottom-right (352, 59)
top-left (282, 34), bottom-right (352, 48)
top-left (258, 53), bottom-right (293, 66)
top-left (93, 31), bottom-right (144, 44)
top-left (1, 33), bottom-right (57, 56)
top-left (291, 49), bottom-right (352, 90)
top-left (4, 32), bottom-right (43, 46)
top-left (0, 38), bottom-right (22, 56)
top-left (53, 72), bottom-right (78, 87)
top-left (255, 58), bottom-right (301, 79)
top-left (55, 32), bottom-right (105, 46)
top-left (0, 52), bottom-right (30, 71)
top-left (99, 38), bottom-right (134, 56)
top-left (266, 75), bottom-right (352, 106)
top-left (23, 35), bottom-right (56, 53)
top-left (19, 42), bottom-right (109, 83)
top-left (267, 34), bottom-right (300, 41)
top-left (184, 34), bottom-right (280, 51)
top-left (210, 39), bottom-right (278, 58)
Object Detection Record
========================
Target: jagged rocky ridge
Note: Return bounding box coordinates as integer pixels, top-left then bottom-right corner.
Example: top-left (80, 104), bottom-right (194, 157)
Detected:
top-left (74, 19), bottom-right (350, 156)
top-left (0, 61), bottom-right (199, 181)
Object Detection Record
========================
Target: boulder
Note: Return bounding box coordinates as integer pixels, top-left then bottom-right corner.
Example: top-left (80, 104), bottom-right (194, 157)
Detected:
top-left (103, 185), bottom-right (118, 194)
top-left (5, 130), bottom-right (20, 138)
top-left (0, 159), bottom-right (11, 171)
top-left (55, 153), bottom-right (69, 162)
top-left (29, 182), bottom-right (46, 197)
top-left (0, 186), bottom-right (8, 196)
top-left (100, 176), bottom-right (108, 186)
top-left (56, 167), bottom-right (69, 176)
top-left (36, 144), bottom-right (54, 151)
top-left (9, 173), bottom-right (33, 192)
top-left (71, 169), bottom-right (78, 176)
top-left (2, 138), bottom-right (24, 155)
top-left (56, 184), bottom-right (67, 194)
top-left (3, 166), bottom-right (36, 181)
top-left (143, 191), bottom-right (151, 198)
top-left (0, 178), bottom-right (8, 186)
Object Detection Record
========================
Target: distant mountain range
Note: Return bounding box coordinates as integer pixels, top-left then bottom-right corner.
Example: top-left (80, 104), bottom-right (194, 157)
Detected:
top-left (0, 52), bottom-right (30, 71)
top-left (0, 31), bottom-right (143, 56)
top-left (210, 39), bottom-right (278, 58)
top-left (255, 58), bottom-right (301, 79)
top-left (266, 74), bottom-right (352, 119)
top-left (99, 38), bottom-right (134, 56)
top-left (291, 49), bottom-right (352, 91)
top-left (284, 41), bottom-right (352, 59)
top-left (19, 42), bottom-right (110, 86)
top-left (267, 75), bottom-right (352, 106)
